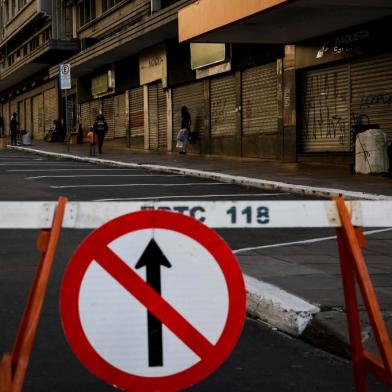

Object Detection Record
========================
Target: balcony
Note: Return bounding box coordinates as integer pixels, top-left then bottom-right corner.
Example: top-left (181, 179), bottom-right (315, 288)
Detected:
top-left (0, 0), bottom-right (51, 49)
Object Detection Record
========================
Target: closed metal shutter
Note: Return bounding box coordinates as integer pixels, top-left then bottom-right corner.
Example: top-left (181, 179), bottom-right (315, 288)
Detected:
top-left (90, 99), bottom-right (101, 130)
top-left (172, 81), bottom-right (205, 146)
top-left (148, 83), bottom-right (158, 150)
top-left (102, 96), bottom-right (114, 139)
top-left (25, 98), bottom-right (31, 133)
top-left (32, 94), bottom-right (44, 139)
top-left (351, 53), bottom-right (392, 143)
top-left (129, 86), bottom-right (144, 138)
top-left (299, 64), bottom-right (350, 152)
top-left (3, 102), bottom-right (9, 133)
top-left (114, 93), bottom-right (127, 138)
top-left (44, 88), bottom-right (57, 134)
top-left (211, 74), bottom-right (236, 137)
top-left (158, 83), bottom-right (167, 149)
top-left (10, 100), bottom-right (17, 119)
top-left (242, 63), bottom-right (278, 135)
top-left (80, 102), bottom-right (90, 137)
top-left (18, 100), bottom-right (25, 131)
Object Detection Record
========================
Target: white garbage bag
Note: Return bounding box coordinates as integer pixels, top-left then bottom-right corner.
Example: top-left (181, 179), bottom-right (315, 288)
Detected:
top-left (22, 131), bottom-right (32, 146)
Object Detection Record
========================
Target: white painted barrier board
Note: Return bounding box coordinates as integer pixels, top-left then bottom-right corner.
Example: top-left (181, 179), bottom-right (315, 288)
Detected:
top-left (0, 201), bottom-right (391, 228)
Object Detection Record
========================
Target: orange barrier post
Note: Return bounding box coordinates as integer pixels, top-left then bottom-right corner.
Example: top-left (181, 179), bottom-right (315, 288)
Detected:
top-left (0, 196), bottom-right (67, 392)
top-left (335, 197), bottom-right (392, 391)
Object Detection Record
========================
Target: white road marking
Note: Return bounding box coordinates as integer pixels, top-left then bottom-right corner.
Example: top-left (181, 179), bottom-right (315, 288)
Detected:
top-left (8, 168), bottom-right (138, 172)
top-left (51, 182), bottom-right (228, 189)
top-left (27, 174), bottom-right (184, 179)
top-left (0, 162), bottom-right (88, 165)
top-left (93, 193), bottom-right (291, 201)
top-left (233, 228), bottom-right (392, 254)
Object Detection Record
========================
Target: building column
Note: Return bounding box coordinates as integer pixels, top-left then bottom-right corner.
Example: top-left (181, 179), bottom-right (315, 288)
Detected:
top-left (166, 88), bottom-right (173, 152)
top-left (143, 85), bottom-right (149, 150)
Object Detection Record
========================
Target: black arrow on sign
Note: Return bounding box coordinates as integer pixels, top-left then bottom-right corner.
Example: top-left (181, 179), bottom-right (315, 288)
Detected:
top-left (135, 238), bottom-right (172, 367)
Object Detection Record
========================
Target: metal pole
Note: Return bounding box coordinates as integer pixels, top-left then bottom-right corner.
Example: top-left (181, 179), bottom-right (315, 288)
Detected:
top-left (65, 89), bottom-right (70, 152)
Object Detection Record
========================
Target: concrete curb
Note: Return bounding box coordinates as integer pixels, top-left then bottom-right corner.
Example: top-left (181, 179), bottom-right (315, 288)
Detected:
top-left (245, 275), bottom-right (319, 336)
top-left (8, 146), bottom-right (392, 201)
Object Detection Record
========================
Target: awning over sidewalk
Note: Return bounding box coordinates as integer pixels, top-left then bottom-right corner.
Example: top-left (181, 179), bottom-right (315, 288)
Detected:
top-left (178, 0), bottom-right (392, 44)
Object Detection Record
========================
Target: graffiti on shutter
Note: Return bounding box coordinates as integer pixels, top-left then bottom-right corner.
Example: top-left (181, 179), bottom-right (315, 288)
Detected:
top-left (129, 86), bottom-right (144, 138)
top-left (211, 74), bottom-right (236, 137)
top-left (172, 81), bottom-right (204, 146)
top-left (299, 64), bottom-right (350, 152)
top-left (25, 99), bottom-right (31, 133)
top-left (114, 93), bottom-right (127, 138)
top-left (32, 95), bottom-right (44, 139)
top-left (102, 96), bottom-right (114, 138)
top-left (351, 52), bottom-right (392, 144)
top-left (242, 63), bottom-right (278, 135)
top-left (148, 83), bottom-right (158, 150)
top-left (158, 83), bottom-right (167, 149)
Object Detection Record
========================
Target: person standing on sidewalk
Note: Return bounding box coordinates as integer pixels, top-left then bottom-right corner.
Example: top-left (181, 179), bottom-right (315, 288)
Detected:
top-left (93, 113), bottom-right (108, 154)
top-left (10, 112), bottom-right (19, 146)
top-left (178, 106), bottom-right (191, 154)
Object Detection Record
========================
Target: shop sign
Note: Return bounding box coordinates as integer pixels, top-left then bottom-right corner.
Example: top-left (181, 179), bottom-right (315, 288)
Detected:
top-left (139, 44), bottom-right (167, 87)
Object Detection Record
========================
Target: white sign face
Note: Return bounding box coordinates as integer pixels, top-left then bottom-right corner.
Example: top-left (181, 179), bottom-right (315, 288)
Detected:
top-left (139, 44), bottom-right (167, 87)
top-left (79, 228), bottom-right (229, 376)
top-left (59, 64), bottom-right (71, 90)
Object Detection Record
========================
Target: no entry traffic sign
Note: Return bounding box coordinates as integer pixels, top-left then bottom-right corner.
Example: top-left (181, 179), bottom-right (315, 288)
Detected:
top-left (60, 210), bottom-right (246, 391)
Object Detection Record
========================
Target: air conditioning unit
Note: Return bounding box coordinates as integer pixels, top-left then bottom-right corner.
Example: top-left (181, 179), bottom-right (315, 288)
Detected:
top-left (151, 0), bottom-right (161, 13)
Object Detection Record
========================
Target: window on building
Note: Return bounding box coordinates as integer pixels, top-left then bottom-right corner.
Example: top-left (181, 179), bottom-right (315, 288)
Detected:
top-left (30, 36), bottom-right (39, 51)
top-left (17, 0), bottom-right (26, 11)
top-left (78, 0), bottom-right (95, 27)
top-left (101, 0), bottom-right (121, 13)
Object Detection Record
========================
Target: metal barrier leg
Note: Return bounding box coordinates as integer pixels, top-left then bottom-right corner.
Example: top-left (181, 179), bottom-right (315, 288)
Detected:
top-left (335, 197), bottom-right (392, 390)
top-left (1, 196), bottom-right (67, 392)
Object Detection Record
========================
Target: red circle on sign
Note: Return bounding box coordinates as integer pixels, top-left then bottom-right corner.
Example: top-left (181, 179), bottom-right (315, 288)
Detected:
top-left (60, 210), bottom-right (246, 392)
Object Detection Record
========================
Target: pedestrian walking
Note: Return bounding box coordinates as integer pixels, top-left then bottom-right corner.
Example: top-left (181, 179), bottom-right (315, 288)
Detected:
top-left (93, 113), bottom-right (108, 154)
top-left (87, 127), bottom-right (97, 156)
top-left (10, 112), bottom-right (19, 146)
top-left (0, 115), bottom-right (4, 138)
top-left (176, 106), bottom-right (191, 154)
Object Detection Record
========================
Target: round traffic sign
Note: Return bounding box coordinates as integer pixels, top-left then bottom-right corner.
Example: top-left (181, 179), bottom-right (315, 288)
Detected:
top-left (60, 210), bottom-right (246, 391)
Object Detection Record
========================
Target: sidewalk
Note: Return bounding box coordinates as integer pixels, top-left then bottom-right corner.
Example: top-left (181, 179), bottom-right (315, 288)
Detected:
top-left (5, 139), bottom-right (392, 361)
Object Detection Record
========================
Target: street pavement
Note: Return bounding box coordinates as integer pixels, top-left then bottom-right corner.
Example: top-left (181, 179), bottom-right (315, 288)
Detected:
top-left (1, 139), bottom-right (392, 390)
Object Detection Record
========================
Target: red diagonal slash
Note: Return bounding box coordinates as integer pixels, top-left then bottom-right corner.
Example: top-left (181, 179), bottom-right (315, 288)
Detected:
top-left (94, 245), bottom-right (215, 361)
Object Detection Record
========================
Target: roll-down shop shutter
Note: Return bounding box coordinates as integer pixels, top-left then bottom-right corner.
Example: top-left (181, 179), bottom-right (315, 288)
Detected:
top-left (158, 84), bottom-right (167, 149)
top-left (148, 83), bottom-right (158, 150)
top-left (102, 96), bottom-right (114, 139)
top-left (242, 63), bottom-right (278, 135)
top-left (299, 64), bottom-right (350, 152)
top-left (210, 74), bottom-right (237, 137)
top-left (351, 52), bottom-right (392, 144)
top-left (90, 99), bottom-right (101, 129)
top-left (172, 81), bottom-right (205, 146)
top-left (25, 99), bottom-right (31, 133)
top-left (129, 86), bottom-right (144, 138)
top-left (18, 100), bottom-right (25, 131)
top-left (80, 102), bottom-right (90, 136)
top-left (3, 102), bottom-right (9, 133)
top-left (32, 94), bottom-right (44, 139)
top-left (114, 93), bottom-right (127, 138)
top-left (44, 88), bottom-right (57, 134)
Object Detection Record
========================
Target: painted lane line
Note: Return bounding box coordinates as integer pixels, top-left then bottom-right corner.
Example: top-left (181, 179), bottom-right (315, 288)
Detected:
top-left (8, 168), bottom-right (139, 172)
top-left (27, 174), bottom-right (185, 179)
top-left (233, 228), bottom-right (392, 254)
top-left (0, 162), bottom-right (91, 166)
top-left (93, 193), bottom-right (292, 202)
top-left (51, 182), bottom-right (228, 189)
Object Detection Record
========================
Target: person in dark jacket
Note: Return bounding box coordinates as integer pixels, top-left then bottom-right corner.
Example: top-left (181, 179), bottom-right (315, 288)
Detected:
top-left (10, 112), bottom-right (19, 145)
top-left (93, 113), bottom-right (108, 154)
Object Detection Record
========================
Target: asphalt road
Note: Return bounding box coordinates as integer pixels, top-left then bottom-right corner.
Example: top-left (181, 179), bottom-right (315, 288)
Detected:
top-left (0, 149), bottom-right (388, 391)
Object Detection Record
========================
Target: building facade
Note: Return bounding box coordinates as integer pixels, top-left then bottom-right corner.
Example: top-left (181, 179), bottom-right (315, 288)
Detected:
top-left (2, 0), bottom-right (392, 167)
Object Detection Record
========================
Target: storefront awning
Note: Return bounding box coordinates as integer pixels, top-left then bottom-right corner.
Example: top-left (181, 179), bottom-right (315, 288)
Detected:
top-left (179, 0), bottom-right (392, 44)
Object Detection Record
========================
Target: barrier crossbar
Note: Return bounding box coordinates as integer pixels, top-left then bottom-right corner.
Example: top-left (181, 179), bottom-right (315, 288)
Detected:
top-left (0, 198), bottom-right (391, 391)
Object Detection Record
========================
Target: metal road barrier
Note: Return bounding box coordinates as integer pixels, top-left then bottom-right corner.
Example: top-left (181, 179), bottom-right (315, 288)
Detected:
top-left (0, 198), bottom-right (391, 391)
